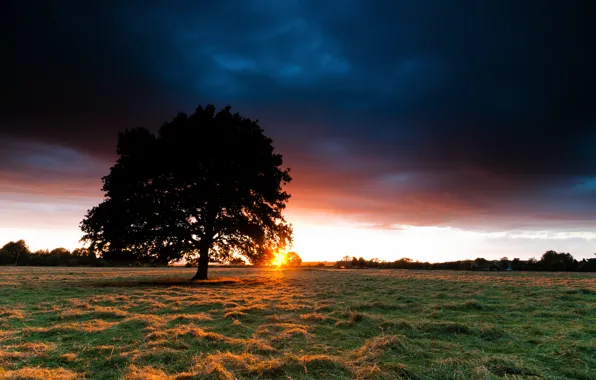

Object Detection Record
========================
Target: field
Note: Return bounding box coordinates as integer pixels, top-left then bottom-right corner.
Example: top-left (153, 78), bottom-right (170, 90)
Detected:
top-left (0, 267), bottom-right (595, 379)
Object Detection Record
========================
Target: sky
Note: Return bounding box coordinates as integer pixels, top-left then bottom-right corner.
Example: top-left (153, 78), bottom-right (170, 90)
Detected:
top-left (1, 0), bottom-right (596, 262)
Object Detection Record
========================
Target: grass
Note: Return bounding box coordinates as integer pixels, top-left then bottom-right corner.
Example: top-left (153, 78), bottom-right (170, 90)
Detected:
top-left (0, 267), bottom-right (595, 379)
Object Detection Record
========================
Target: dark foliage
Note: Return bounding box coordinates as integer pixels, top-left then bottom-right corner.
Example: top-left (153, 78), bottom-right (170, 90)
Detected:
top-left (80, 105), bottom-right (292, 279)
top-left (333, 251), bottom-right (596, 272)
top-left (228, 257), bottom-right (246, 265)
top-left (0, 242), bottom-right (103, 266)
top-left (0, 240), bottom-right (30, 265)
top-left (285, 251), bottom-right (302, 267)
top-left (2, 240), bottom-right (595, 272)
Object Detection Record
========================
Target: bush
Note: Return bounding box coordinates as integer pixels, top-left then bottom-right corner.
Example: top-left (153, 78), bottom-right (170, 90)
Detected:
top-left (67, 258), bottom-right (79, 267)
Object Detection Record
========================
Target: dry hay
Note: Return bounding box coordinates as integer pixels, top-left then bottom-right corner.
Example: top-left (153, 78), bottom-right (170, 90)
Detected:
top-left (0, 367), bottom-right (79, 380)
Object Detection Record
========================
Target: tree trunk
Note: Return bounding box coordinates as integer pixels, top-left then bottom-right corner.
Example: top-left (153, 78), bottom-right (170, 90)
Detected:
top-left (191, 243), bottom-right (210, 281)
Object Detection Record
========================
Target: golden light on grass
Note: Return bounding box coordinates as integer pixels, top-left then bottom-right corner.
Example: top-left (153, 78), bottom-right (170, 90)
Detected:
top-left (1, 267), bottom-right (595, 379)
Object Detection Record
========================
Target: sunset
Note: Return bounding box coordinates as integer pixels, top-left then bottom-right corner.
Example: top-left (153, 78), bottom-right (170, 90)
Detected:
top-left (2, 1), bottom-right (596, 263)
top-left (1, 1), bottom-right (595, 379)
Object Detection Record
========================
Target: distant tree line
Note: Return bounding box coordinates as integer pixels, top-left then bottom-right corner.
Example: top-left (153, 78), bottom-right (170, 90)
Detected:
top-left (0, 240), bottom-right (302, 268)
top-left (0, 240), bottom-right (183, 267)
top-left (0, 240), bottom-right (103, 266)
top-left (333, 251), bottom-right (596, 272)
top-left (2, 240), bottom-right (595, 272)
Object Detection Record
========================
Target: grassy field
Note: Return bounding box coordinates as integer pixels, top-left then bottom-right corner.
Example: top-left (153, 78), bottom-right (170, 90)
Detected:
top-left (0, 267), bottom-right (595, 379)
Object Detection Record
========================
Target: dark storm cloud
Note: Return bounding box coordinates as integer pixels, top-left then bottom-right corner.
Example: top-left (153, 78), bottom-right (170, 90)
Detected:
top-left (1, 0), bottom-right (596, 229)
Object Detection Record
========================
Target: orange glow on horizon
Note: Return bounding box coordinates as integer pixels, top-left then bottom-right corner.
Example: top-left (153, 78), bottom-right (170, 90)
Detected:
top-left (3, 210), bottom-right (596, 263)
top-left (271, 252), bottom-right (287, 268)
top-left (271, 251), bottom-right (288, 267)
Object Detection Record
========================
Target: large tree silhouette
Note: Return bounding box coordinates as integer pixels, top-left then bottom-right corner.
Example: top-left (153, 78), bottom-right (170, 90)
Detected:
top-left (81, 105), bottom-right (292, 279)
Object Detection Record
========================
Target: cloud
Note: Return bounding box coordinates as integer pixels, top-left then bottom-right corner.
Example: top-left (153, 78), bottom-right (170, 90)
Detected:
top-left (1, 0), bottom-right (596, 233)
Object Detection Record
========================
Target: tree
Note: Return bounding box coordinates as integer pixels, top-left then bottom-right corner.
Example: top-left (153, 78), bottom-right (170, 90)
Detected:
top-left (81, 105), bottom-right (293, 280)
top-left (335, 256), bottom-right (352, 269)
top-left (228, 257), bottom-right (246, 265)
top-left (579, 255), bottom-right (596, 272)
top-left (538, 250), bottom-right (577, 271)
top-left (0, 240), bottom-right (30, 265)
top-left (50, 248), bottom-right (71, 256)
top-left (393, 257), bottom-right (412, 269)
top-left (72, 248), bottom-right (92, 257)
top-left (499, 257), bottom-right (510, 270)
top-left (357, 257), bottom-right (367, 268)
top-left (285, 251), bottom-right (302, 267)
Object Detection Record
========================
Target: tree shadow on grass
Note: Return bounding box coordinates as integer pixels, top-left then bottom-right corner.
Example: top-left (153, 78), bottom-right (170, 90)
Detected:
top-left (86, 277), bottom-right (266, 288)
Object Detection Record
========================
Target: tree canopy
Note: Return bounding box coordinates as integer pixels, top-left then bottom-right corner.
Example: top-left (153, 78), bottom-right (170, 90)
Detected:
top-left (81, 105), bottom-right (293, 279)
top-left (0, 240), bottom-right (30, 265)
top-left (285, 251), bottom-right (302, 267)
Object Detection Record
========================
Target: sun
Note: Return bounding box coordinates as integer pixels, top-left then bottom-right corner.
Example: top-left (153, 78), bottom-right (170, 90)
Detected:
top-left (271, 252), bottom-right (287, 267)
